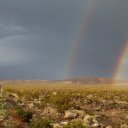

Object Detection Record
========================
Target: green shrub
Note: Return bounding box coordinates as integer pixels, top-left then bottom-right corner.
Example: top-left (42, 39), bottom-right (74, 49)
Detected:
top-left (63, 121), bottom-right (86, 128)
top-left (48, 94), bottom-right (74, 113)
top-left (30, 119), bottom-right (53, 128)
top-left (16, 108), bottom-right (33, 123)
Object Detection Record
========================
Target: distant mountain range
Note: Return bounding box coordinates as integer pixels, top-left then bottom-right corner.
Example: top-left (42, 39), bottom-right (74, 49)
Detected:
top-left (0, 77), bottom-right (127, 85)
top-left (59, 77), bottom-right (115, 84)
top-left (56, 77), bottom-right (128, 84)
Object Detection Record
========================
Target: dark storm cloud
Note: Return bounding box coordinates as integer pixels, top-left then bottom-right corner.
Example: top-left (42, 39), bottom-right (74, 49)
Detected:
top-left (0, 0), bottom-right (128, 79)
top-left (0, 0), bottom-right (86, 35)
top-left (73, 0), bottom-right (128, 78)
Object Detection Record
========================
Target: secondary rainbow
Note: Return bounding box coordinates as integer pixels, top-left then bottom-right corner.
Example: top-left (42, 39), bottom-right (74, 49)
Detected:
top-left (63, 0), bottom-right (98, 79)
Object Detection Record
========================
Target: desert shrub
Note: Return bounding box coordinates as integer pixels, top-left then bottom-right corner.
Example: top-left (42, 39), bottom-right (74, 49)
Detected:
top-left (57, 103), bottom-right (71, 113)
top-left (30, 119), bottom-right (53, 128)
top-left (48, 93), bottom-right (75, 113)
top-left (16, 107), bottom-right (33, 123)
top-left (63, 121), bottom-right (86, 128)
top-left (3, 121), bottom-right (19, 128)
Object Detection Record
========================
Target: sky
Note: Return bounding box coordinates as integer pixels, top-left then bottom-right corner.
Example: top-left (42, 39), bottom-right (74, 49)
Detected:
top-left (0, 0), bottom-right (128, 80)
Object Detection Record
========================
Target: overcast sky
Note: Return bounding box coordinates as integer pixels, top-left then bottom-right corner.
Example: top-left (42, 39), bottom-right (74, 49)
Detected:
top-left (0, 0), bottom-right (128, 80)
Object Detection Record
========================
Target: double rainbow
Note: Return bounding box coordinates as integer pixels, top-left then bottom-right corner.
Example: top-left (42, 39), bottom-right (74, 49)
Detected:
top-left (64, 1), bottom-right (128, 81)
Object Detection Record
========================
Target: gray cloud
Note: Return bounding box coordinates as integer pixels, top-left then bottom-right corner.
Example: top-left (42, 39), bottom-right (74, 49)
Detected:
top-left (0, 24), bottom-right (27, 38)
top-left (0, 0), bottom-right (127, 79)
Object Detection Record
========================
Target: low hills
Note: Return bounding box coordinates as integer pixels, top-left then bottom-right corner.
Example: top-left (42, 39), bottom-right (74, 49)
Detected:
top-left (0, 77), bottom-right (127, 85)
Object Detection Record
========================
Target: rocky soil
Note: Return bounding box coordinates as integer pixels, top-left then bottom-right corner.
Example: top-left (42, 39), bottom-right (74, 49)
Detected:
top-left (1, 84), bottom-right (128, 128)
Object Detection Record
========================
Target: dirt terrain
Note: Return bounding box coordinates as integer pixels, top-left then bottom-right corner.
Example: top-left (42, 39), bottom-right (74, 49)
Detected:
top-left (0, 80), bottom-right (128, 128)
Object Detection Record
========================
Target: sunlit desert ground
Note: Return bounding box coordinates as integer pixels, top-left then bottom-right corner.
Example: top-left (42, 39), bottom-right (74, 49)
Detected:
top-left (1, 80), bottom-right (128, 128)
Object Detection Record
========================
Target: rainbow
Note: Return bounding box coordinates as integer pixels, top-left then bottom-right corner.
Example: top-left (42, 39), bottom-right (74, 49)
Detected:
top-left (64, 0), bottom-right (98, 79)
top-left (113, 40), bottom-right (128, 81)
